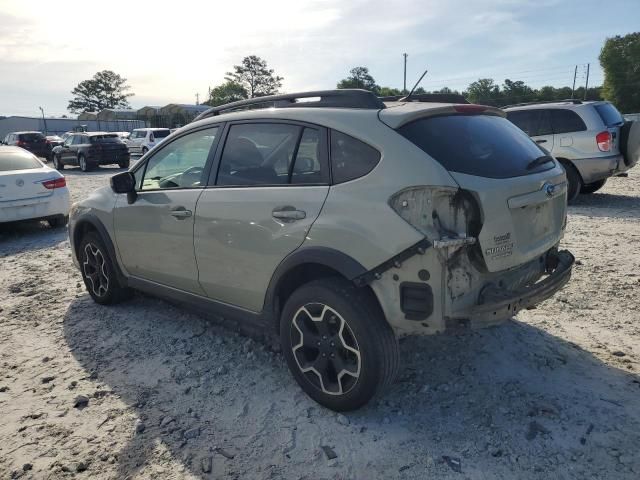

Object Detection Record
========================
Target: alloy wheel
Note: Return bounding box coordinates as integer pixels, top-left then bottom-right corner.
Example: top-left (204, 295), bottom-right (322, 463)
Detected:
top-left (291, 303), bottom-right (361, 395)
top-left (82, 243), bottom-right (109, 297)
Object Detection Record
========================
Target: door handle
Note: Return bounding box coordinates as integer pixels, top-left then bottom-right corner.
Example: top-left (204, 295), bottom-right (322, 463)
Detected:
top-left (535, 139), bottom-right (547, 144)
top-left (170, 207), bottom-right (192, 219)
top-left (272, 206), bottom-right (306, 221)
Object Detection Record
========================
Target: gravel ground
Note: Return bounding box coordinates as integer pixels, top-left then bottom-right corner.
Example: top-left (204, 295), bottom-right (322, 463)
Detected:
top-left (1, 162), bottom-right (639, 479)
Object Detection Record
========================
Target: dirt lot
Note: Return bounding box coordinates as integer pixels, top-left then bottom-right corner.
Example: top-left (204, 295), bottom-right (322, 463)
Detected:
top-left (1, 162), bottom-right (639, 479)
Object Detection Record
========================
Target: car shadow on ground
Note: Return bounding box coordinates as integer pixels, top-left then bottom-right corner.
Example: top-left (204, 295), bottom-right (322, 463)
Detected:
top-left (62, 294), bottom-right (640, 478)
top-left (570, 192), bottom-right (640, 219)
top-left (0, 220), bottom-right (68, 255)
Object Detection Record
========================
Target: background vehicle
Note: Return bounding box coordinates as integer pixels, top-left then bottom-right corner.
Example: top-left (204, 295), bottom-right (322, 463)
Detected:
top-left (504, 100), bottom-right (639, 200)
top-left (52, 132), bottom-right (130, 172)
top-left (124, 128), bottom-right (171, 155)
top-left (2, 131), bottom-right (52, 161)
top-left (70, 90), bottom-right (574, 411)
top-left (0, 146), bottom-right (69, 227)
top-left (46, 135), bottom-right (64, 149)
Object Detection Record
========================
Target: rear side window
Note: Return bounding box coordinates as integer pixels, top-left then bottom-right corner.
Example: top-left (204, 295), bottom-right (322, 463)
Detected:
top-left (398, 114), bottom-right (551, 179)
top-left (0, 151), bottom-right (42, 171)
top-left (551, 109), bottom-right (587, 134)
top-left (594, 103), bottom-right (624, 127)
top-left (153, 129), bottom-right (171, 138)
top-left (19, 133), bottom-right (45, 142)
top-left (506, 109), bottom-right (552, 136)
top-left (330, 131), bottom-right (380, 184)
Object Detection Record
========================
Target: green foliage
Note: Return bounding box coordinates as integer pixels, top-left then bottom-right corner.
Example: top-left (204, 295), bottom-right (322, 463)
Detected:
top-left (204, 81), bottom-right (248, 107)
top-left (337, 67), bottom-right (380, 93)
top-left (68, 70), bottom-right (133, 113)
top-left (378, 86), bottom-right (402, 97)
top-left (225, 56), bottom-right (283, 98)
top-left (599, 32), bottom-right (640, 113)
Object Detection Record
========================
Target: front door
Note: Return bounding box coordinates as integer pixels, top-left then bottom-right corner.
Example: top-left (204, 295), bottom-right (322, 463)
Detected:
top-left (195, 122), bottom-right (330, 312)
top-left (113, 126), bottom-right (220, 293)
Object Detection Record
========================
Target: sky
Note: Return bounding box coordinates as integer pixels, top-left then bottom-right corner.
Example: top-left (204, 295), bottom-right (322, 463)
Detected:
top-left (0, 0), bottom-right (638, 117)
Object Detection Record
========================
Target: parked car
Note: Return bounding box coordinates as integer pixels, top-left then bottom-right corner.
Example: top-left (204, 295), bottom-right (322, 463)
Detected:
top-left (504, 100), bottom-right (639, 201)
top-left (124, 128), bottom-right (171, 155)
top-left (0, 146), bottom-right (69, 227)
top-left (46, 135), bottom-right (64, 149)
top-left (52, 132), bottom-right (130, 172)
top-left (69, 90), bottom-right (574, 411)
top-left (2, 131), bottom-right (52, 161)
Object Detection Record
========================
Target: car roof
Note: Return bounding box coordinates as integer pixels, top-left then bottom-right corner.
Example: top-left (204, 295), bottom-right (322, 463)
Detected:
top-left (9, 131), bottom-right (43, 135)
top-left (504, 100), bottom-right (609, 111)
top-left (133, 127), bottom-right (170, 131)
top-left (0, 145), bottom-right (40, 156)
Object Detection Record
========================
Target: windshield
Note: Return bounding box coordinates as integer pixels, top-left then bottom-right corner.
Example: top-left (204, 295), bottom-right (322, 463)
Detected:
top-left (594, 103), bottom-right (624, 127)
top-left (0, 150), bottom-right (42, 171)
top-left (398, 114), bottom-right (552, 178)
top-left (153, 129), bottom-right (171, 138)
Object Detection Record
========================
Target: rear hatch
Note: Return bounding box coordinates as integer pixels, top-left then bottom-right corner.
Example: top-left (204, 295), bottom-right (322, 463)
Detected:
top-left (389, 106), bottom-right (567, 272)
top-left (90, 135), bottom-right (129, 156)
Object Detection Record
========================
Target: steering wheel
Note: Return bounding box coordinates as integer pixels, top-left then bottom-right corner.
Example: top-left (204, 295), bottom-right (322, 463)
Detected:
top-left (180, 166), bottom-right (205, 187)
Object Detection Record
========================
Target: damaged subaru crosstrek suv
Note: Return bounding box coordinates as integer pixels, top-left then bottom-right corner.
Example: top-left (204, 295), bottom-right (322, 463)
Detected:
top-left (69, 90), bottom-right (574, 411)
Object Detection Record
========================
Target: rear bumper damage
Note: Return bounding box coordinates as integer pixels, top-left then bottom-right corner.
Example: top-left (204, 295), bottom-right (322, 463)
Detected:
top-left (448, 249), bottom-right (574, 330)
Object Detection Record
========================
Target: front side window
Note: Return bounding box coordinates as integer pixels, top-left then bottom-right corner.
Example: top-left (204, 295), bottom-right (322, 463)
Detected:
top-left (507, 109), bottom-right (552, 137)
top-left (330, 130), bottom-right (380, 184)
top-left (551, 109), bottom-right (587, 134)
top-left (140, 127), bottom-right (218, 190)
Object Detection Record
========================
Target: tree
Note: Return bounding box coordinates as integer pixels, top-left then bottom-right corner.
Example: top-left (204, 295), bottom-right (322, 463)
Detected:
top-left (599, 32), bottom-right (640, 113)
top-left (225, 55), bottom-right (283, 98)
top-left (204, 81), bottom-right (248, 106)
top-left (466, 78), bottom-right (501, 105)
top-left (378, 86), bottom-right (402, 97)
top-left (68, 70), bottom-right (133, 113)
top-left (337, 66), bottom-right (380, 93)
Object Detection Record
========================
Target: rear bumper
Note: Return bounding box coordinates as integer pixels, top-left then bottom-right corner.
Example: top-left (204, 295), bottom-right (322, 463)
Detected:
top-left (0, 189), bottom-right (70, 223)
top-left (573, 154), bottom-right (621, 184)
top-left (87, 151), bottom-right (130, 165)
top-left (450, 249), bottom-right (574, 329)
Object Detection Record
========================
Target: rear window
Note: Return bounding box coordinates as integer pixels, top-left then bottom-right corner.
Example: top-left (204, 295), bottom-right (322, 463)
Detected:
top-left (594, 103), bottom-right (624, 127)
top-left (90, 135), bottom-right (122, 144)
top-left (19, 133), bottom-right (45, 142)
top-left (0, 151), bottom-right (42, 171)
top-left (398, 114), bottom-right (552, 179)
top-left (153, 130), bottom-right (170, 138)
top-left (550, 109), bottom-right (587, 134)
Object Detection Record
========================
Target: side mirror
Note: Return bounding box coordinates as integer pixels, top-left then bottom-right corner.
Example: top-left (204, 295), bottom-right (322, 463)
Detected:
top-left (111, 171), bottom-right (138, 204)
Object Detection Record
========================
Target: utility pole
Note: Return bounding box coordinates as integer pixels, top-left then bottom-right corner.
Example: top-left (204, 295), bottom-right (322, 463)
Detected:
top-left (583, 63), bottom-right (590, 100)
top-left (195, 93), bottom-right (200, 105)
top-left (571, 65), bottom-right (577, 99)
top-left (403, 53), bottom-right (408, 94)
top-left (38, 106), bottom-right (48, 135)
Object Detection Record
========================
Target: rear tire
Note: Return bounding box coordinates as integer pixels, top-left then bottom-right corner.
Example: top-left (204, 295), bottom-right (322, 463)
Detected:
top-left (48, 215), bottom-right (68, 228)
top-left (280, 277), bottom-right (399, 411)
top-left (118, 159), bottom-right (130, 169)
top-left (53, 154), bottom-right (64, 170)
top-left (78, 231), bottom-right (133, 305)
top-left (580, 178), bottom-right (607, 194)
top-left (562, 161), bottom-right (582, 203)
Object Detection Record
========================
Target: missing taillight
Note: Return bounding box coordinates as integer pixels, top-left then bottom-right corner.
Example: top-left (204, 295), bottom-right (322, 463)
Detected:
top-left (596, 131), bottom-right (611, 152)
top-left (41, 177), bottom-right (66, 189)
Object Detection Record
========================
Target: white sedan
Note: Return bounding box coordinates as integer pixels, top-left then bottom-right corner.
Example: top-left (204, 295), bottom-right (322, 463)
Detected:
top-left (0, 146), bottom-right (70, 227)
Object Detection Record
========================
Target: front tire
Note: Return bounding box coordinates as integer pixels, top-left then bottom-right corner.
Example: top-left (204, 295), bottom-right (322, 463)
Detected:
top-left (580, 178), bottom-right (606, 194)
top-left (53, 154), bottom-right (64, 170)
top-left (141, 147), bottom-right (148, 156)
top-left (280, 277), bottom-right (399, 411)
top-left (78, 154), bottom-right (91, 172)
top-left (78, 232), bottom-right (132, 305)
top-left (118, 159), bottom-right (130, 169)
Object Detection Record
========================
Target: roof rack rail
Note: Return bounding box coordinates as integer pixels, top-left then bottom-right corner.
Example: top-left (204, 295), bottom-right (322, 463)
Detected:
top-left (380, 93), bottom-right (469, 104)
top-left (193, 89), bottom-right (385, 121)
top-left (502, 98), bottom-right (583, 109)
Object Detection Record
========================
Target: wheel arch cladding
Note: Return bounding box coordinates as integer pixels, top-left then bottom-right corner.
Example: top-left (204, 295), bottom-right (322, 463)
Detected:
top-left (264, 247), bottom-right (384, 332)
top-left (74, 215), bottom-right (126, 284)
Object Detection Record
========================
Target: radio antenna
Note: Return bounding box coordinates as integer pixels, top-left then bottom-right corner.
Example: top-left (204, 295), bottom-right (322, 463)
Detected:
top-left (402, 69), bottom-right (428, 101)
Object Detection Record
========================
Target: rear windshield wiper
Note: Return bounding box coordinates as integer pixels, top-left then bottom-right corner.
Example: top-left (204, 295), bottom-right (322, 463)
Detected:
top-left (527, 155), bottom-right (555, 171)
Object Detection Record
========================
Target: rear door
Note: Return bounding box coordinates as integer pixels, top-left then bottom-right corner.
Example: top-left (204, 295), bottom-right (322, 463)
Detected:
top-left (506, 109), bottom-right (555, 152)
top-left (398, 113), bottom-right (567, 273)
top-left (194, 121), bottom-right (330, 312)
top-left (113, 126), bottom-right (220, 293)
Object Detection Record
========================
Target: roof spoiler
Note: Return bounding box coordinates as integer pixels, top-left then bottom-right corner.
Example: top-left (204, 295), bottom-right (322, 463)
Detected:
top-left (380, 93), bottom-right (470, 104)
